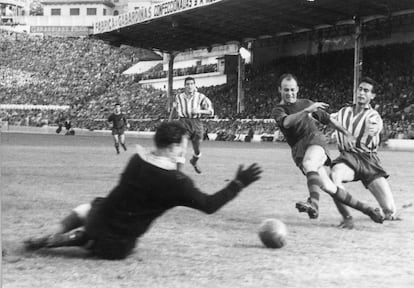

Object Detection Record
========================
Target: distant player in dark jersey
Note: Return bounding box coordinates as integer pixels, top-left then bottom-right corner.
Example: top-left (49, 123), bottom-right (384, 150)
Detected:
top-left (24, 121), bottom-right (262, 260)
top-left (170, 77), bottom-right (214, 173)
top-left (331, 77), bottom-right (398, 229)
top-left (272, 73), bottom-right (384, 224)
top-left (108, 103), bottom-right (129, 154)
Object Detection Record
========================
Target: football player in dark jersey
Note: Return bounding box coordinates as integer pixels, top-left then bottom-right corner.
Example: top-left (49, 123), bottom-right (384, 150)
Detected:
top-left (108, 103), bottom-right (129, 154)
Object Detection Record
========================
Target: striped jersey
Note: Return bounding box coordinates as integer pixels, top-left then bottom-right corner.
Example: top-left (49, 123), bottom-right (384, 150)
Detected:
top-left (174, 91), bottom-right (214, 118)
top-left (334, 105), bottom-right (383, 153)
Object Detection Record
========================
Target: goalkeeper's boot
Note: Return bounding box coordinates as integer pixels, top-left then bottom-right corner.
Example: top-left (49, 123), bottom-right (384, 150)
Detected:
top-left (296, 198), bottom-right (319, 219)
top-left (24, 230), bottom-right (88, 250)
top-left (24, 235), bottom-right (51, 251)
top-left (44, 229), bottom-right (88, 248)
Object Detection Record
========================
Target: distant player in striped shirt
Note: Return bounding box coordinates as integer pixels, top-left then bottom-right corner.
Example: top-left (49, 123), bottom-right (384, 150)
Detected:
top-left (171, 77), bottom-right (214, 173)
top-left (331, 77), bottom-right (398, 228)
top-left (273, 74), bottom-right (384, 224)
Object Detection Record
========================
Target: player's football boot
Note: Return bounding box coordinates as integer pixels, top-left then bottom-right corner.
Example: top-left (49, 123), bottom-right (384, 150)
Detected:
top-left (366, 208), bottom-right (384, 224)
top-left (337, 216), bottom-right (354, 229)
top-left (189, 158), bottom-right (202, 174)
top-left (24, 230), bottom-right (88, 251)
top-left (295, 198), bottom-right (319, 219)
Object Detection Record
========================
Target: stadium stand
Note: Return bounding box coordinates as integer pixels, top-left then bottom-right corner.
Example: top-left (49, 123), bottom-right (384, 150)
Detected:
top-left (1, 30), bottom-right (413, 141)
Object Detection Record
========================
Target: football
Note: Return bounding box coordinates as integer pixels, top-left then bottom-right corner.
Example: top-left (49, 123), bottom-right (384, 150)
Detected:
top-left (258, 218), bottom-right (288, 249)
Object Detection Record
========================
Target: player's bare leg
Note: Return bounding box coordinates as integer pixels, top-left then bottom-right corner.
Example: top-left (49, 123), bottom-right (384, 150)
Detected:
top-left (120, 134), bottom-right (127, 151)
top-left (317, 166), bottom-right (354, 228)
top-left (112, 135), bottom-right (120, 154)
top-left (329, 163), bottom-right (384, 224)
top-left (296, 145), bottom-right (327, 219)
top-left (189, 138), bottom-right (202, 174)
top-left (368, 178), bottom-right (398, 220)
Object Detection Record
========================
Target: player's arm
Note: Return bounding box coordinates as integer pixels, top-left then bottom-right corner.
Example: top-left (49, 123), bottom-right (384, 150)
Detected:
top-left (198, 97), bottom-right (214, 116)
top-left (169, 95), bottom-right (180, 121)
top-left (366, 113), bottom-right (383, 136)
top-left (327, 112), bottom-right (357, 148)
top-left (123, 116), bottom-right (130, 129)
top-left (107, 114), bottom-right (114, 128)
top-left (278, 101), bottom-right (329, 129)
top-left (176, 164), bottom-right (262, 214)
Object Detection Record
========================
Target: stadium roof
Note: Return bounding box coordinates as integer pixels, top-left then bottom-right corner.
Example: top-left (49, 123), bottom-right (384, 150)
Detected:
top-left (92, 0), bottom-right (414, 52)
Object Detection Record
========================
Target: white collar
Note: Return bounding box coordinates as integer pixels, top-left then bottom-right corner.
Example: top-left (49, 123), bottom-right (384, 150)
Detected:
top-left (136, 145), bottom-right (177, 170)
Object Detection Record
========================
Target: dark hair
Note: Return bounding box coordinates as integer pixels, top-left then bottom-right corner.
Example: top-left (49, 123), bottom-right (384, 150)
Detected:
top-left (278, 73), bottom-right (298, 87)
top-left (184, 77), bottom-right (195, 85)
top-left (359, 77), bottom-right (378, 93)
top-left (154, 121), bottom-right (187, 148)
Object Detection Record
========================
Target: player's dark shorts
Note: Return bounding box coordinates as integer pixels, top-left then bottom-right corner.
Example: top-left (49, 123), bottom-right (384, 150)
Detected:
top-left (291, 133), bottom-right (331, 173)
top-left (179, 118), bottom-right (204, 141)
top-left (85, 197), bottom-right (137, 260)
top-left (112, 128), bottom-right (125, 136)
top-left (332, 150), bottom-right (389, 188)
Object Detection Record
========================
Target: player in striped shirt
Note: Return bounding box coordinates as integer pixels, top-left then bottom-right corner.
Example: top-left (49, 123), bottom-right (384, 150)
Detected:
top-left (331, 77), bottom-right (398, 228)
top-left (273, 74), bottom-right (384, 224)
top-left (171, 77), bottom-right (214, 173)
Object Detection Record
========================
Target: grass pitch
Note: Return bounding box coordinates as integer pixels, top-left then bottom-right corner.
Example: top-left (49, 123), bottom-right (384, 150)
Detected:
top-left (2, 132), bottom-right (414, 288)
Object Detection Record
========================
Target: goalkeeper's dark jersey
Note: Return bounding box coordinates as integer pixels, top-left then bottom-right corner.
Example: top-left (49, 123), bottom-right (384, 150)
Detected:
top-left (272, 99), bottom-right (331, 147)
top-left (85, 153), bottom-right (242, 239)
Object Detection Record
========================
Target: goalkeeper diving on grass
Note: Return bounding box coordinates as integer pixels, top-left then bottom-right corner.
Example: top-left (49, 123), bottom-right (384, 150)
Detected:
top-left (24, 121), bottom-right (262, 260)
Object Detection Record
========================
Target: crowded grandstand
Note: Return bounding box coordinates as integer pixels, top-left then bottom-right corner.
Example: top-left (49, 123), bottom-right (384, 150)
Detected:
top-left (1, 7), bottom-right (414, 142)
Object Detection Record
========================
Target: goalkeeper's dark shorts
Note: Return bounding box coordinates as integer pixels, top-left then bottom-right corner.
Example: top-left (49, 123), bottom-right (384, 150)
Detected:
top-left (85, 197), bottom-right (137, 260)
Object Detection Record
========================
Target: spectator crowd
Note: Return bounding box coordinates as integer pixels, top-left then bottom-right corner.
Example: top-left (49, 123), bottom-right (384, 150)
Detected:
top-left (1, 29), bottom-right (413, 141)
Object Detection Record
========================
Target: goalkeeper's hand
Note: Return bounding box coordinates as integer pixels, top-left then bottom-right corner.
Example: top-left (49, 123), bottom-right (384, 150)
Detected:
top-left (234, 163), bottom-right (262, 188)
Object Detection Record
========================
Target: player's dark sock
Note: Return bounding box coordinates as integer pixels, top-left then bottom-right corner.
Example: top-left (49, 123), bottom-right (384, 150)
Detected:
top-left (333, 187), bottom-right (370, 213)
top-left (333, 199), bottom-right (352, 219)
top-left (306, 171), bottom-right (321, 204)
top-left (60, 211), bottom-right (83, 233)
top-left (115, 143), bottom-right (120, 154)
top-left (45, 229), bottom-right (89, 248)
top-left (121, 143), bottom-right (127, 151)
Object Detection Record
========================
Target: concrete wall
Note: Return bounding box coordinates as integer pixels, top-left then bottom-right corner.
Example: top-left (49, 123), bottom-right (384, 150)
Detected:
top-left (139, 72), bottom-right (227, 90)
top-left (42, 4), bottom-right (113, 17)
